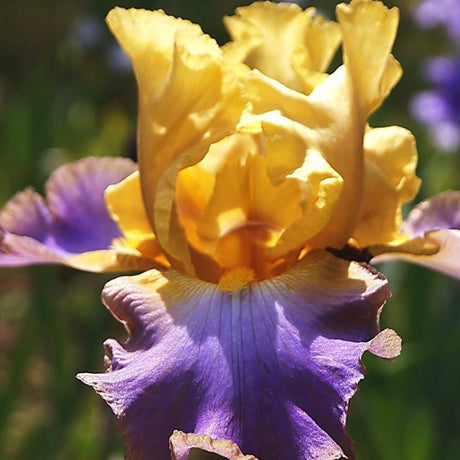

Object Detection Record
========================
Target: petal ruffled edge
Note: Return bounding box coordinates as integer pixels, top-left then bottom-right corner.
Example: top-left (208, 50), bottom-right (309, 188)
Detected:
top-left (77, 250), bottom-right (397, 460)
top-left (223, 1), bottom-right (341, 94)
top-left (169, 431), bottom-right (257, 460)
top-left (336, 0), bottom-right (402, 119)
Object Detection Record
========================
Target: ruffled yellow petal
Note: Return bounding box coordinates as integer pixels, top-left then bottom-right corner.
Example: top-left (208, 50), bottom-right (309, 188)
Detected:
top-left (198, 152), bottom-right (302, 237)
top-left (241, 68), bottom-right (362, 249)
top-left (336, 0), bottom-right (402, 119)
top-left (364, 127), bottom-right (420, 201)
top-left (195, 147), bottom-right (303, 278)
top-left (176, 165), bottom-right (215, 233)
top-left (176, 134), bottom-right (259, 253)
top-left (268, 153), bottom-right (343, 258)
top-left (103, 2), bottom-right (414, 283)
top-left (106, 8), bottom-right (247, 275)
top-left (241, 0), bottom-right (403, 251)
top-left (224, 1), bottom-right (341, 93)
top-left (352, 126), bottom-right (421, 246)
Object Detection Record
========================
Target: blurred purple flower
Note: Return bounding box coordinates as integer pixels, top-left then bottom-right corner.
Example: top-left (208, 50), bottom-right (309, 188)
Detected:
top-left (410, 57), bottom-right (460, 151)
top-left (411, 1), bottom-right (460, 151)
top-left (105, 44), bottom-right (132, 74)
top-left (72, 16), bottom-right (104, 51)
top-left (71, 14), bottom-right (132, 75)
top-left (414, 0), bottom-right (460, 43)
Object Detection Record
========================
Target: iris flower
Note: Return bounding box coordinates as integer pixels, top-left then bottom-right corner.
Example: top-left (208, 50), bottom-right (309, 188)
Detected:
top-left (1, 1), bottom-right (459, 459)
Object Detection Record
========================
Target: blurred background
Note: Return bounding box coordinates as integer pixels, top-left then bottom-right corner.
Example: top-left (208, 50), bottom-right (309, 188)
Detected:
top-left (0, 0), bottom-right (459, 459)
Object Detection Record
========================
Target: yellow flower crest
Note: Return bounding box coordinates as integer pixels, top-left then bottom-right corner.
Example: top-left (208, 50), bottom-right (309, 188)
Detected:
top-left (105, 0), bottom-right (420, 287)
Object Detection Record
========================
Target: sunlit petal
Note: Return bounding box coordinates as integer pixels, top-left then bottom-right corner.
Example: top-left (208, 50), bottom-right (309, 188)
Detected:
top-left (78, 251), bottom-right (398, 460)
top-left (353, 126), bottom-right (421, 246)
top-left (337, 0), bottom-right (402, 119)
top-left (105, 171), bottom-right (168, 266)
top-left (223, 2), bottom-right (341, 93)
top-left (107, 8), bottom-right (247, 275)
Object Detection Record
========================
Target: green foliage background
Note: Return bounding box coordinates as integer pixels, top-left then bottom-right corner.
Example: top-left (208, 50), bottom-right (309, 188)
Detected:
top-left (0, 1), bottom-right (459, 459)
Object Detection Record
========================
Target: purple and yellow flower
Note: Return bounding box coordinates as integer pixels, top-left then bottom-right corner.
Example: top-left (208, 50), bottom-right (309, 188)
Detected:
top-left (1, 1), bottom-right (459, 459)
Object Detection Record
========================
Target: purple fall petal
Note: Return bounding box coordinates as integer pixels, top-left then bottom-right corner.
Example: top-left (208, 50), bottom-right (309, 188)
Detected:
top-left (0, 157), bottom-right (136, 266)
top-left (78, 251), bottom-right (398, 460)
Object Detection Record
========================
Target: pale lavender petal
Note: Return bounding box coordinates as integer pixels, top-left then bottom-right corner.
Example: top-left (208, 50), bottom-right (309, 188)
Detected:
top-left (78, 251), bottom-right (397, 460)
top-left (0, 157), bottom-right (136, 266)
top-left (373, 191), bottom-right (460, 279)
top-left (402, 191), bottom-right (460, 237)
top-left (406, 229), bottom-right (459, 279)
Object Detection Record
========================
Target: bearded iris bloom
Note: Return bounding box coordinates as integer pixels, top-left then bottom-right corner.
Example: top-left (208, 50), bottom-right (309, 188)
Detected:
top-left (1, 1), bottom-right (460, 459)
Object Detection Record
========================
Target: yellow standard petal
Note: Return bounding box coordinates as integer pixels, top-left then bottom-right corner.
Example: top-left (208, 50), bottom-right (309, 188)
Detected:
top-left (240, 0), bottom-right (404, 250)
top-left (336, 0), bottom-right (402, 119)
top-left (224, 1), bottom-right (341, 93)
top-left (353, 126), bottom-right (421, 246)
top-left (106, 8), bottom-right (247, 276)
top-left (257, 112), bottom-right (344, 257)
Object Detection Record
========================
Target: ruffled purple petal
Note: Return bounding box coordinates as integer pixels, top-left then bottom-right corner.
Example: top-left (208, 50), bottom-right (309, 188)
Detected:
top-left (0, 157), bottom-right (136, 266)
top-left (78, 251), bottom-right (399, 460)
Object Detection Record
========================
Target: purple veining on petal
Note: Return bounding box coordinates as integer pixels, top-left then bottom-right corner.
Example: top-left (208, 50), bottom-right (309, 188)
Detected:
top-left (403, 191), bottom-right (460, 237)
top-left (0, 157), bottom-right (136, 265)
top-left (78, 251), bottom-right (398, 460)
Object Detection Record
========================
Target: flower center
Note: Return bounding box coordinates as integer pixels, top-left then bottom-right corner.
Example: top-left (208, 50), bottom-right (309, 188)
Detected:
top-left (218, 266), bottom-right (256, 292)
top-left (213, 222), bottom-right (284, 281)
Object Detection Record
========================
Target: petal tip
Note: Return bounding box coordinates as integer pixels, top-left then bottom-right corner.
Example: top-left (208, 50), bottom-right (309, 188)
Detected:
top-left (368, 328), bottom-right (402, 360)
top-left (169, 431), bottom-right (258, 460)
